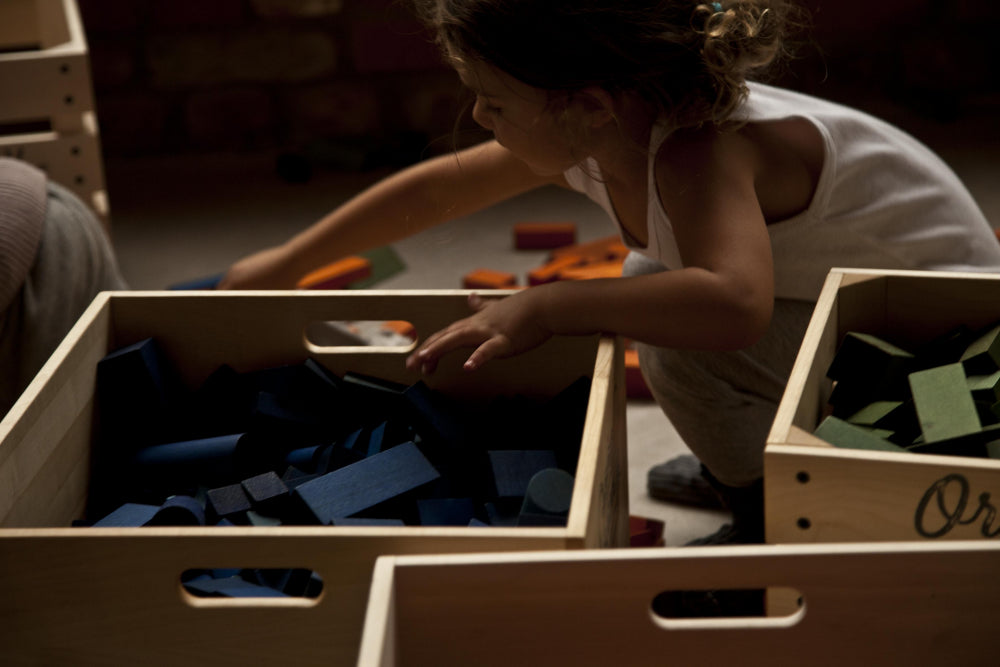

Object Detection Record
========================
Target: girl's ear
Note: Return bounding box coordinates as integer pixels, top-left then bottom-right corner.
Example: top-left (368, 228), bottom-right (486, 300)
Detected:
top-left (575, 87), bottom-right (616, 129)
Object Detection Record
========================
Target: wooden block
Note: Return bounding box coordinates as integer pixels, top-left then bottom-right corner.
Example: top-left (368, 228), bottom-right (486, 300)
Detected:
top-left (827, 332), bottom-right (915, 386)
top-left (402, 381), bottom-right (475, 449)
top-left (91, 503), bottom-right (159, 527)
top-left (517, 468), bottom-right (574, 526)
top-left (129, 433), bottom-right (254, 491)
top-left (292, 441), bottom-right (440, 524)
top-left (557, 260), bottom-right (624, 281)
top-left (488, 450), bottom-right (558, 498)
top-left (527, 255), bottom-right (586, 286)
top-left (147, 495), bottom-right (206, 526)
top-left (629, 515), bottom-right (665, 547)
top-left (967, 370), bottom-right (1000, 404)
top-left (909, 363), bottom-right (982, 443)
top-left (462, 268), bottom-right (517, 290)
top-left (296, 256), bottom-right (372, 290)
top-left (330, 517), bottom-right (406, 526)
top-left (961, 322), bottom-right (1000, 375)
top-left (813, 416), bottom-right (908, 452)
top-left (549, 234), bottom-right (622, 261)
top-left (241, 471), bottom-right (290, 515)
top-left (416, 498), bottom-right (476, 526)
top-left (205, 483), bottom-right (252, 524)
top-left (513, 221), bottom-right (577, 250)
top-left (168, 273), bottom-right (222, 290)
top-left (524, 376), bottom-right (591, 473)
top-left (381, 320), bottom-right (417, 340)
top-left (624, 348), bottom-right (652, 399)
top-left (95, 337), bottom-right (184, 447)
top-left (183, 575), bottom-right (289, 598)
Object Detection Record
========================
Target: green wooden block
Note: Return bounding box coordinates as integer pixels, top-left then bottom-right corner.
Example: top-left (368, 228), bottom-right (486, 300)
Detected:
top-left (987, 440), bottom-right (1000, 460)
top-left (908, 363), bottom-right (982, 443)
top-left (967, 370), bottom-right (1000, 403)
top-left (826, 332), bottom-right (915, 404)
top-left (908, 422), bottom-right (1000, 458)
top-left (960, 322), bottom-right (1000, 375)
top-left (813, 416), bottom-right (908, 453)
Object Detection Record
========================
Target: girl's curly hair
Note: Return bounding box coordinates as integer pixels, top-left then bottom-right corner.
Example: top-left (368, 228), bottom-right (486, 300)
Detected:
top-left (414, 0), bottom-right (800, 131)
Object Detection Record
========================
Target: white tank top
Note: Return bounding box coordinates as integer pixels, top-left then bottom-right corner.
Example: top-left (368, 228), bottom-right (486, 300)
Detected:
top-left (563, 82), bottom-right (1000, 301)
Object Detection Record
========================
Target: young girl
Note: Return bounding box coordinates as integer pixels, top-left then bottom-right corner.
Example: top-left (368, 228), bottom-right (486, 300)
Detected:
top-left (219, 0), bottom-right (1000, 544)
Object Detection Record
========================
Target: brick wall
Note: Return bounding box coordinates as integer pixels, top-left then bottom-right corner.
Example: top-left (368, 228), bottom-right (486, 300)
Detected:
top-left (79, 0), bottom-right (480, 169)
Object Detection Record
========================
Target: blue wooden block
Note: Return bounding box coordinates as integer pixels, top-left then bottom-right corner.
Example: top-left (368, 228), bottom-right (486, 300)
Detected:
top-left (241, 470), bottom-right (290, 515)
top-left (96, 337), bottom-right (185, 447)
top-left (168, 273), bottom-right (223, 290)
top-left (148, 495), bottom-right (206, 526)
top-left (417, 498), bottom-right (476, 526)
top-left (92, 502), bottom-right (160, 527)
top-left (130, 433), bottom-right (253, 489)
top-left (526, 376), bottom-right (591, 473)
top-left (292, 440), bottom-right (440, 524)
top-left (206, 483), bottom-right (252, 524)
top-left (517, 468), bottom-right (574, 526)
top-left (183, 575), bottom-right (289, 598)
top-left (342, 371), bottom-right (408, 425)
top-left (488, 450), bottom-right (558, 498)
top-left (285, 444), bottom-right (322, 472)
top-left (468, 518), bottom-right (490, 527)
top-left (281, 465), bottom-right (319, 489)
top-left (402, 381), bottom-right (475, 448)
top-left (330, 517), bottom-right (406, 526)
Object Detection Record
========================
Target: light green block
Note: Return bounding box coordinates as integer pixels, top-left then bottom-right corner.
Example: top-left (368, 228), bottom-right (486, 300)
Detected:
top-left (814, 416), bottom-right (908, 453)
top-left (909, 363), bottom-right (982, 443)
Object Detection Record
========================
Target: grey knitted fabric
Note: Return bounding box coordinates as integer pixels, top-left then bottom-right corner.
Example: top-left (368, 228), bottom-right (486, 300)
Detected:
top-left (1, 161), bottom-right (127, 417)
top-left (0, 158), bottom-right (46, 313)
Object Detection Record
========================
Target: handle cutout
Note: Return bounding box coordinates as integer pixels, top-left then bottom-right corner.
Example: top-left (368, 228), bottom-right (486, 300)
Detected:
top-left (650, 586), bottom-right (804, 630)
top-left (181, 567), bottom-right (323, 605)
top-left (305, 320), bottom-right (417, 351)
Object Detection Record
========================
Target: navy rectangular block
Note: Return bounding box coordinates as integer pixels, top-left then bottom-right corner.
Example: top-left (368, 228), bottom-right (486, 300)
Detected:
top-left (241, 470), bottom-right (290, 515)
top-left (168, 273), bottom-right (222, 290)
top-left (402, 381), bottom-right (475, 448)
top-left (183, 575), bottom-right (289, 598)
top-left (293, 440), bottom-right (440, 524)
top-left (91, 502), bottom-right (160, 527)
top-left (417, 498), bottom-right (476, 526)
top-left (488, 450), bottom-right (558, 498)
top-left (206, 483), bottom-right (252, 524)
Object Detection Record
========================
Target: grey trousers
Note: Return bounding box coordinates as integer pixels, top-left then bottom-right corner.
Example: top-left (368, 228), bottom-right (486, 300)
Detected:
top-left (623, 252), bottom-right (815, 487)
top-left (0, 182), bottom-right (127, 416)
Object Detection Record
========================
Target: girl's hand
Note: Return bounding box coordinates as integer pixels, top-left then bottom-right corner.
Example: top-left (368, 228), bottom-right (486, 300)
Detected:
top-left (217, 246), bottom-right (301, 290)
top-left (406, 291), bottom-right (552, 374)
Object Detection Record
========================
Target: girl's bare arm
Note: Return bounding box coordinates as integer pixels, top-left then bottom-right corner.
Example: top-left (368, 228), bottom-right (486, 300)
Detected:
top-left (219, 140), bottom-right (559, 289)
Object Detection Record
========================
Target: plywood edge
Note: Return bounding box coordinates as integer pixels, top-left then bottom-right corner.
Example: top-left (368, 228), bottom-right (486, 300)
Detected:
top-left (765, 442), bottom-right (1000, 471)
top-left (357, 556), bottom-right (398, 667)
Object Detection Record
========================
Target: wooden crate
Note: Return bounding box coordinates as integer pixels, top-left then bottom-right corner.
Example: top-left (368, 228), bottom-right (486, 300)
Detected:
top-left (766, 268), bottom-right (1000, 543)
top-left (0, 290), bottom-right (628, 666)
top-left (0, 0), bottom-right (108, 223)
top-left (358, 541), bottom-right (1000, 666)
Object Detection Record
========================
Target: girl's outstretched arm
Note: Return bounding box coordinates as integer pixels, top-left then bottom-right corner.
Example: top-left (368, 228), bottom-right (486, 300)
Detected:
top-left (407, 127), bottom-right (776, 373)
top-left (218, 140), bottom-right (557, 289)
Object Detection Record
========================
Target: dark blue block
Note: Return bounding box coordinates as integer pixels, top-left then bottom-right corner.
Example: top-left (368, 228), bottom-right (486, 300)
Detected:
top-left (92, 502), bottom-right (160, 527)
top-left (285, 444), bottom-right (322, 472)
top-left (206, 483), bottom-right (252, 524)
top-left (168, 273), bottom-right (223, 290)
top-left (130, 433), bottom-right (262, 489)
top-left (330, 517), bottom-right (406, 526)
top-left (341, 371), bottom-right (408, 425)
top-left (488, 450), bottom-right (558, 498)
top-left (183, 575), bottom-right (289, 598)
top-left (241, 471), bottom-right (290, 515)
top-left (517, 468), bottom-right (574, 526)
top-left (148, 495), bottom-right (206, 526)
top-left (96, 337), bottom-right (185, 448)
top-left (402, 381), bottom-right (476, 448)
top-left (525, 376), bottom-right (590, 473)
top-left (417, 498), bottom-right (476, 526)
top-left (293, 440), bottom-right (440, 524)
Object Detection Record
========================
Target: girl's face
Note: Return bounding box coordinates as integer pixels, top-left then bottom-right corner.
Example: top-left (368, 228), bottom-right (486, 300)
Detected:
top-left (455, 59), bottom-right (584, 175)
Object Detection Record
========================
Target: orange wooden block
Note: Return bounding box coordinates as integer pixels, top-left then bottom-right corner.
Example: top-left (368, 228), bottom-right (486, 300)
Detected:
top-left (381, 320), bottom-right (416, 340)
top-left (462, 268), bottom-right (518, 289)
top-left (527, 254), bottom-right (587, 286)
top-left (513, 221), bottom-right (577, 250)
top-left (550, 234), bottom-right (622, 262)
top-left (297, 256), bottom-right (372, 290)
top-left (625, 348), bottom-right (652, 399)
top-left (558, 260), bottom-right (625, 281)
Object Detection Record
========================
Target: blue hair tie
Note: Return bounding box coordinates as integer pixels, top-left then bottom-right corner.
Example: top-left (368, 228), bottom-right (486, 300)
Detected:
top-left (711, 2), bottom-right (723, 11)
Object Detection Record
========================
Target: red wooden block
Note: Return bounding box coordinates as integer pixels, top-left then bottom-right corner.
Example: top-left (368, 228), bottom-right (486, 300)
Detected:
top-left (296, 256), bottom-right (372, 290)
top-left (625, 348), bottom-right (652, 399)
top-left (513, 222), bottom-right (577, 250)
top-left (462, 268), bottom-right (517, 289)
top-left (629, 514), bottom-right (665, 547)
